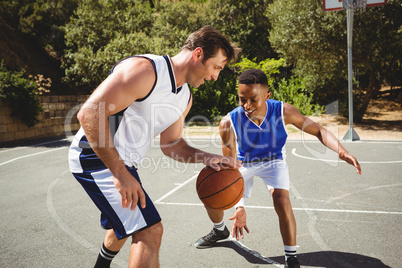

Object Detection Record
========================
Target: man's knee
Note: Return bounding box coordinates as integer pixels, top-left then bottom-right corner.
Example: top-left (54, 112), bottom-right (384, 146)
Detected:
top-left (132, 222), bottom-right (163, 245)
top-left (272, 190), bottom-right (292, 214)
top-left (150, 222), bottom-right (164, 240)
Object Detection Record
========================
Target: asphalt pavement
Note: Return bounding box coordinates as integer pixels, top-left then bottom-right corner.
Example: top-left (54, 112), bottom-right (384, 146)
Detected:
top-left (0, 137), bottom-right (401, 267)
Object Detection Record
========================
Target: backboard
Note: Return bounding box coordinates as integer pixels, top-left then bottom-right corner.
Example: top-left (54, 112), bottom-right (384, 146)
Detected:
top-left (323, 0), bottom-right (387, 11)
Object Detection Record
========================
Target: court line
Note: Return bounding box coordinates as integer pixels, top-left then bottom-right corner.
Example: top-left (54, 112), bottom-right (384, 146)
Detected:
top-left (155, 201), bottom-right (401, 215)
top-left (291, 148), bottom-right (402, 164)
top-left (0, 147), bottom-right (65, 166)
top-left (154, 174), bottom-right (285, 266)
top-left (154, 173), bottom-right (198, 203)
top-left (324, 183), bottom-right (402, 204)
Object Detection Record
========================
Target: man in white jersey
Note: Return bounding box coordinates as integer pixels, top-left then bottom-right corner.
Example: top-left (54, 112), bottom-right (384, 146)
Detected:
top-left (194, 69), bottom-right (361, 268)
top-left (68, 26), bottom-right (241, 268)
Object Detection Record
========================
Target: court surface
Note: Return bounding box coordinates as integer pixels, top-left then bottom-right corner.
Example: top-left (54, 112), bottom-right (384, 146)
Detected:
top-left (0, 137), bottom-right (401, 267)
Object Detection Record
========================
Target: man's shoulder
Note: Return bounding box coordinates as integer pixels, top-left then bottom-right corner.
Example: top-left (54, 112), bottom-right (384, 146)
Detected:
top-left (267, 99), bottom-right (282, 105)
top-left (228, 106), bottom-right (242, 115)
top-left (219, 114), bottom-right (231, 130)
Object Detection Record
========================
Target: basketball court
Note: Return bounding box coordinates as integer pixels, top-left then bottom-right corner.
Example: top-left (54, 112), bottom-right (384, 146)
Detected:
top-left (0, 136), bottom-right (401, 267)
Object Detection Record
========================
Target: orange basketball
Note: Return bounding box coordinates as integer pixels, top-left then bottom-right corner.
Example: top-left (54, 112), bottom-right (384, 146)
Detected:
top-left (196, 165), bottom-right (244, 210)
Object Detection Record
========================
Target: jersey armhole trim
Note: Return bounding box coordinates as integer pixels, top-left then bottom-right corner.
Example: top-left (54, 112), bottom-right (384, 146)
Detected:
top-left (109, 55), bottom-right (157, 103)
top-left (135, 56), bottom-right (157, 102)
top-left (281, 101), bottom-right (288, 136)
top-left (229, 114), bottom-right (239, 158)
top-left (187, 89), bottom-right (192, 104)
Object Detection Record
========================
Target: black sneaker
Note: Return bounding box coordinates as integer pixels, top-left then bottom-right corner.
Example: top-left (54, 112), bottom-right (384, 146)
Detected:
top-left (194, 227), bottom-right (230, 249)
top-left (285, 257), bottom-right (300, 268)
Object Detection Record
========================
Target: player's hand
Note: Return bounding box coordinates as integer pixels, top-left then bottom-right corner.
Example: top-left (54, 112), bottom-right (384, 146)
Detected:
top-left (339, 151), bottom-right (362, 175)
top-left (113, 170), bottom-right (146, 210)
top-left (229, 207), bottom-right (249, 240)
top-left (204, 154), bottom-right (242, 171)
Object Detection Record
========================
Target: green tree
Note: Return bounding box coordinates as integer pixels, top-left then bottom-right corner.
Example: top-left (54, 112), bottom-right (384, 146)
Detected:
top-left (211, 0), bottom-right (275, 61)
top-left (0, 0), bottom-right (79, 56)
top-left (62, 0), bottom-right (216, 90)
top-left (63, 0), bottom-right (155, 89)
top-left (268, 0), bottom-right (401, 122)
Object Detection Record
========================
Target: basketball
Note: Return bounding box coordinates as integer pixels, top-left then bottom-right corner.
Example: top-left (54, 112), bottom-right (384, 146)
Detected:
top-left (196, 165), bottom-right (244, 210)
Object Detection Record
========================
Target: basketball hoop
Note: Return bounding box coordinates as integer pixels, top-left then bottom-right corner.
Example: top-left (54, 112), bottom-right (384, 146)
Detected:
top-left (343, 0), bottom-right (368, 10)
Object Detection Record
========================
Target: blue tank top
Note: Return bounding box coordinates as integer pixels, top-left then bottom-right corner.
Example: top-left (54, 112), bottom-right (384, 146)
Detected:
top-left (229, 99), bottom-right (288, 163)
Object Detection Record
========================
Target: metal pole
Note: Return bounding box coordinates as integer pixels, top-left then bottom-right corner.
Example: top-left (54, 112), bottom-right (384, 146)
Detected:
top-left (343, 7), bottom-right (360, 141)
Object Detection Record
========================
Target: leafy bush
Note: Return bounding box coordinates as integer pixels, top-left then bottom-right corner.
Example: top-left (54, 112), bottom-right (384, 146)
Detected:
top-left (272, 76), bottom-right (323, 116)
top-left (233, 57), bottom-right (286, 88)
top-left (234, 57), bottom-right (323, 116)
top-left (0, 63), bottom-right (43, 127)
top-left (188, 68), bottom-right (238, 123)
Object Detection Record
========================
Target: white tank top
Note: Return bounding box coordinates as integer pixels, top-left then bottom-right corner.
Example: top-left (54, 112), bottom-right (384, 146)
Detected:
top-left (69, 54), bottom-right (191, 173)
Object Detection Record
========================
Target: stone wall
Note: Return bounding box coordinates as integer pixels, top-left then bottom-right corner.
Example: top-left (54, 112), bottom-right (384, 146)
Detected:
top-left (0, 95), bottom-right (90, 143)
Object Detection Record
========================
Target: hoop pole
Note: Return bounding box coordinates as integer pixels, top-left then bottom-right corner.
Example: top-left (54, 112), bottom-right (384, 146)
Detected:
top-left (343, 8), bottom-right (360, 141)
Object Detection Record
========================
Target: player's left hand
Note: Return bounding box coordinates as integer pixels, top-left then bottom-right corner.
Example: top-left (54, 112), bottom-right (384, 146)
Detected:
top-left (204, 154), bottom-right (242, 171)
top-left (339, 151), bottom-right (362, 175)
top-left (229, 207), bottom-right (249, 240)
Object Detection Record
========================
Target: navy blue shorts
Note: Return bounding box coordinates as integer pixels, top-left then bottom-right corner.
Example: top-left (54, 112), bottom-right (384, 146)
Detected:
top-left (72, 166), bottom-right (161, 240)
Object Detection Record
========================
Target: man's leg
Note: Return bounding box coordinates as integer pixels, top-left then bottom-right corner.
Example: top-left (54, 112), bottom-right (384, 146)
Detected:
top-left (104, 229), bottom-right (128, 251)
top-left (129, 222), bottom-right (163, 267)
top-left (271, 189), bottom-right (300, 268)
top-left (271, 189), bottom-right (296, 245)
top-left (94, 229), bottom-right (127, 268)
top-left (206, 206), bottom-right (224, 223)
top-left (194, 206), bottom-right (229, 248)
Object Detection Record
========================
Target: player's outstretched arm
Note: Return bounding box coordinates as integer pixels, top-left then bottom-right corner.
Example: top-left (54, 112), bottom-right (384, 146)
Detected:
top-left (160, 98), bottom-right (242, 170)
top-left (283, 103), bottom-right (361, 175)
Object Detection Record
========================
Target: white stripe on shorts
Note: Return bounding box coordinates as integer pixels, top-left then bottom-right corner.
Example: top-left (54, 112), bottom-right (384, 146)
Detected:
top-left (91, 169), bottom-right (147, 235)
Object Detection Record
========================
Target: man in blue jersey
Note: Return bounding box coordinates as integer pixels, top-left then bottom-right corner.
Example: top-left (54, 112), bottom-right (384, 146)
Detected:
top-left (194, 68), bottom-right (361, 268)
top-left (68, 26), bottom-right (241, 268)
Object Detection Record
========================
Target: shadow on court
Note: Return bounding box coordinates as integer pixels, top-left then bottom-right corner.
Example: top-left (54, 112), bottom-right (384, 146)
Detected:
top-left (214, 240), bottom-right (390, 267)
top-left (0, 136), bottom-right (70, 148)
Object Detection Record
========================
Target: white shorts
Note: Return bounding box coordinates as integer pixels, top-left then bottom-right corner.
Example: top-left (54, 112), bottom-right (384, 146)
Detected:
top-left (240, 159), bottom-right (290, 199)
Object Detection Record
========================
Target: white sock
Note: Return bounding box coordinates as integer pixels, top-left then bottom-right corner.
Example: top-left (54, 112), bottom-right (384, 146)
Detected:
top-left (284, 245), bottom-right (297, 260)
top-left (213, 220), bottom-right (225, 231)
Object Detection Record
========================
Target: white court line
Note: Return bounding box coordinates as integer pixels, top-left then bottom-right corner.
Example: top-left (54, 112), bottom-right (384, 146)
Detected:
top-left (154, 174), bottom-right (285, 266)
top-left (155, 202), bottom-right (402, 215)
top-left (0, 147), bottom-right (65, 166)
top-left (154, 174), bottom-right (198, 203)
top-left (291, 148), bottom-right (402, 164)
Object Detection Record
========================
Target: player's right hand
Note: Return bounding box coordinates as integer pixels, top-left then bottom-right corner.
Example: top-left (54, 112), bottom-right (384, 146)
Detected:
top-left (229, 207), bottom-right (250, 240)
top-left (339, 151), bottom-right (362, 175)
top-left (113, 172), bottom-right (146, 210)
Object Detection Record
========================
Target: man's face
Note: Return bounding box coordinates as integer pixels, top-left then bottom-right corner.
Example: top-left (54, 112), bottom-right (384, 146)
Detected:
top-left (238, 83), bottom-right (271, 121)
top-left (188, 48), bottom-right (227, 88)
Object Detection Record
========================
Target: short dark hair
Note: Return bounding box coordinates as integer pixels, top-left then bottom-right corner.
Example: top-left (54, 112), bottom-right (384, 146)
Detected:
top-left (182, 26), bottom-right (240, 64)
top-left (239, 69), bottom-right (268, 86)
